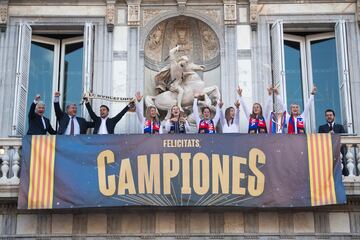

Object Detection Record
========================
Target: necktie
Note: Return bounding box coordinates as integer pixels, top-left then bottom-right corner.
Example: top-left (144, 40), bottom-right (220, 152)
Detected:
top-left (70, 117), bottom-right (74, 135)
top-left (329, 123), bottom-right (333, 131)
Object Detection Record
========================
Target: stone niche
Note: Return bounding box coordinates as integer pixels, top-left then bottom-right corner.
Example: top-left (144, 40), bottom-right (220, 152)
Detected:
top-left (144, 16), bottom-right (221, 98)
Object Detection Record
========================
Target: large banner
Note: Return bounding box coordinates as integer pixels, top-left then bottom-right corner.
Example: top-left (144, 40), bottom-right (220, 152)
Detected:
top-left (18, 134), bottom-right (346, 209)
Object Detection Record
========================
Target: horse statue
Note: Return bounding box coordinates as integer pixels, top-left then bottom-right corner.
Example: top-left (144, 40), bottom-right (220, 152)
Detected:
top-left (145, 46), bottom-right (220, 117)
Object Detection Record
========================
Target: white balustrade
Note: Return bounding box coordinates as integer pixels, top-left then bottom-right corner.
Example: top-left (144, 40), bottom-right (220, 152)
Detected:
top-left (0, 138), bottom-right (22, 185)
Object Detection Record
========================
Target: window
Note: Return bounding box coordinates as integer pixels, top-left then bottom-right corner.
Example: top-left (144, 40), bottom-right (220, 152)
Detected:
top-left (12, 23), bottom-right (94, 135)
top-left (271, 20), bottom-right (353, 133)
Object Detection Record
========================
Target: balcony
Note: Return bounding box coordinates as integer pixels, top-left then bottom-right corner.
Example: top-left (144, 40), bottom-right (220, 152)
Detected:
top-left (1, 136), bottom-right (360, 199)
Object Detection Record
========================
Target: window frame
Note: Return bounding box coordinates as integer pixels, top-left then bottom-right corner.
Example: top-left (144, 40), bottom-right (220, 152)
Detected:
top-left (271, 20), bottom-right (353, 133)
top-left (12, 21), bottom-right (96, 135)
top-left (30, 35), bottom-right (61, 127)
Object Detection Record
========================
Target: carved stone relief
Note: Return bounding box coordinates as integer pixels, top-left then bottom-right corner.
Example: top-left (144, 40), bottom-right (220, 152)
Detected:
top-left (144, 16), bottom-right (220, 71)
top-left (0, 1), bottom-right (8, 30)
top-left (224, 2), bottom-right (237, 25)
top-left (249, 0), bottom-right (258, 31)
top-left (143, 9), bottom-right (168, 26)
top-left (106, 3), bottom-right (116, 32)
top-left (128, 4), bottom-right (140, 26)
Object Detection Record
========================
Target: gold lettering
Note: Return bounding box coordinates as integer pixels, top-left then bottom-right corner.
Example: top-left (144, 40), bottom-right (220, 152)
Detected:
top-left (163, 153), bottom-right (180, 194)
top-left (118, 158), bottom-right (136, 195)
top-left (248, 148), bottom-right (266, 197)
top-left (232, 156), bottom-right (246, 195)
top-left (137, 154), bottom-right (160, 194)
top-left (181, 153), bottom-right (191, 194)
top-left (97, 150), bottom-right (116, 196)
top-left (193, 152), bottom-right (210, 195)
top-left (212, 154), bottom-right (229, 194)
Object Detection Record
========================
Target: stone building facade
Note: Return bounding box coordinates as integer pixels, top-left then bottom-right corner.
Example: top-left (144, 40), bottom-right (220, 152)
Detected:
top-left (0, 0), bottom-right (360, 238)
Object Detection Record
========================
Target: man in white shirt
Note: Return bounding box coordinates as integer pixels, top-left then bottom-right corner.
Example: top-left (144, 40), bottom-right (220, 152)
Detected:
top-left (84, 98), bottom-right (133, 134)
top-left (54, 92), bottom-right (94, 135)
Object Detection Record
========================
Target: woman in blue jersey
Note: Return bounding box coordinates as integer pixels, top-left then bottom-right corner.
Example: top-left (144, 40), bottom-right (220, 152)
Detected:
top-left (135, 91), bottom-right (163, 134)
top-left (192, 93), bottom-right (221, 134)
top-left (165, 105), bottom-right (191, 134)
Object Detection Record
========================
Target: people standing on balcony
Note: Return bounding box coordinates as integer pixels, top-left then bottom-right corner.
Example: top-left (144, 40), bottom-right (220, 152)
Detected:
top-left (135, 91), bottom-right (163, 134)
top-left (84, 97), bottom-right (134, 134)
top-left (277, 86), bottom-right (317, 134)
top-left (54, 92), bottom-right (94, 135)
top-left (318, 109), bottom-right (346, 134)
top-left (165, 105), bottom-right (191, 134)
top-left (27, 95), bottom-right (56, 135)
top-left (219, 98), bottom-right (240, 133)
top-left (238, 85), bottom-right (272, 134)
top-left (193, 93), bottom-right (221, 134)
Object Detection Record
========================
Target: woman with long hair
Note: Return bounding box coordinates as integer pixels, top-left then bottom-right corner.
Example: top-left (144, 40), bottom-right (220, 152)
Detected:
top-left (238, 85), bottom-right (272, 134)
top-left (165, 105), bottom-right (191, 134)
top-left (219, 99), bottom-right (240, 133)
top-left (135, 91), bottom-right (163, 134)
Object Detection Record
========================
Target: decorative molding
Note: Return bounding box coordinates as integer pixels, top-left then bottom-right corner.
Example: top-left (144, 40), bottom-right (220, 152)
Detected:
top-left (0, 0), bottom-right (8, 31)
top-left (237, 49), bottom-right (252, 59)
top-left (177, 0), bottom-right (188, 13)
top-left (106, 0), bottom-right (116, 32)
top-left (127, 0), bottom-right (141, 26)
top-left (143, 9), bottom-right (169, 27)
top-left (249, 0), bottom-right (258, 31)
top-left (113, 51), bottom-right (128, 61)
top-left (224, 0), bottom-right (237, 25)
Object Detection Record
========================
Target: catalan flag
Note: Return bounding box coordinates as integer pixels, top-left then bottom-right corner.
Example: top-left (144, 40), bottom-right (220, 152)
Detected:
top-left (26, 135), bottom-right (56, 209)
top-left (307, 134), bottom-right (344, 206)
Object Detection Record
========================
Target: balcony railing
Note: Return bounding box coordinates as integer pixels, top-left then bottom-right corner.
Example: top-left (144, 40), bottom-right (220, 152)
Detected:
top-left (0, 136), bottom-right (360, 198)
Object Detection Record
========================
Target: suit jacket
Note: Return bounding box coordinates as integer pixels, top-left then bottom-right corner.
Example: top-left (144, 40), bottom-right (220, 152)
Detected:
top-left (54, 101), bottom-right (94, 135)
top-left (85, 102), bottom-right (129, 134)
top-left (318, 122), bottom-right (346, 134)
top-left (27, 103), bottom-right (56, 135)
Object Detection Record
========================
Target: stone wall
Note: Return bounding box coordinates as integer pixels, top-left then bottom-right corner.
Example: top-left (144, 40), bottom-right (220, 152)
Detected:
top-left (1, 198), bottom-right (360, 239)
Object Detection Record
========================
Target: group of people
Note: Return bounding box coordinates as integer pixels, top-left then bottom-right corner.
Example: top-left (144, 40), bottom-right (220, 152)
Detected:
top-left (27, 86), bottom-right (346, 136)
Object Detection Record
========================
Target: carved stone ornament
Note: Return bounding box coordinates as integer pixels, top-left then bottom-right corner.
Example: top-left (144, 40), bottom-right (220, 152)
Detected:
top-left (249, 0), bottom-right (258, 31)
top-left (106, 3), bottom-right (116, 32)
top-left (143, 9), bottom-right (168, 27)
top-left (177, 0), bottom-right (187, 13)
top-left (128, 4), bottom-right (140, 26)
top-left (357, 0), bottom-right (360, 24)
top-left (0, 1), bottom-right (8, 31)
top-left (144, 16), bottom-right (220, 71)
top-left (224, 3), bottom-right (237, 25)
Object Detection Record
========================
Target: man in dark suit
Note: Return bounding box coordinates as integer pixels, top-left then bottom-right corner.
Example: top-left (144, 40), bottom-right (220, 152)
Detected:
top-left (318, 109), bottom-right (346, 134)
top-left (54, 92), bottom-right (94, 135)
top-left (84, 98), bottom-right (134, 134)
top-left (27, 95), bottom-right (56, 135)
top-left (318, 109), bottom-right (347, 175)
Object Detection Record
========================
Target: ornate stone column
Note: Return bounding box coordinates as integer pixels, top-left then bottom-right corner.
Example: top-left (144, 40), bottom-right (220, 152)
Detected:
top-left (223, 0), bottom-right (238, 106)
top-left (0, 0), bottom-right (8, 32)
top-left (126, 0), bottom-right (142, 133)
top-left (249, 0), bottom-right (258, 31)
top-left (106, 0), bottom-right (116, 32)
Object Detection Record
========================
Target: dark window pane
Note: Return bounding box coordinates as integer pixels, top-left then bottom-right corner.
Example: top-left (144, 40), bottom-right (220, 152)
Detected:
top-left (310, 38), bottom-right (342, 129)
top-left (62, 41), bottom-right (84, 112)
top-left (284, 40), bottom-right (304, 111)
top-left (26, 41), bottom-right (55, 131)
